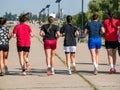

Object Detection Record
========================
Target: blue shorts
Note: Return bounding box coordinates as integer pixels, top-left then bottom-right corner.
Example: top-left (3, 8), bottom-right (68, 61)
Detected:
top-left (88, 38), bottom-right (102, 49)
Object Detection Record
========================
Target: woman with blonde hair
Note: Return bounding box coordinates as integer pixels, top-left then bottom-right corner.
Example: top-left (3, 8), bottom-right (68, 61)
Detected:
top-left (40, 16), bottom-right (60, 76)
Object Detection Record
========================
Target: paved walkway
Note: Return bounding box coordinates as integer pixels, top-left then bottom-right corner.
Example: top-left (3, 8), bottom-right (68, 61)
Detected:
top-left (0, 23), bottom-right (120, 90)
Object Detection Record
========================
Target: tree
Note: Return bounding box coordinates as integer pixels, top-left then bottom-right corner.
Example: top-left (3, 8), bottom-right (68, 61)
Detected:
top-left (72, 0), bottom-right (120, 33)
top-left (87, 0), bottom-right (120, 21)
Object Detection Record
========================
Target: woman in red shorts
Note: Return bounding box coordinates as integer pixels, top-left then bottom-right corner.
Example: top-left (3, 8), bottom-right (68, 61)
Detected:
top-left (13, 13), bottom-right (33, 76)
top-left (39, 16), bottom-right (60, 76)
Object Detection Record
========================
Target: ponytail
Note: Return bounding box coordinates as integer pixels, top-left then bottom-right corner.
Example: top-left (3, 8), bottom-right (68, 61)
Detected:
top-left (108, 10), bottom-right (117, 29)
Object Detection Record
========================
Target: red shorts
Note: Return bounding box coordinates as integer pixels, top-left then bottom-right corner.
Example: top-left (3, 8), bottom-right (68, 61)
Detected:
top-left (44, 39), bottom-right (57, 50)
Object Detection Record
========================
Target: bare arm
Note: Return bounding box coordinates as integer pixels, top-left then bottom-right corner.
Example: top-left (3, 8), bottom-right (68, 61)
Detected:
top-left (30, 32), bottom-right (34, 37)
top-left (101, 27), bottom-right (105, 34)
top-left (56, 31), bottom-right (61, 39)
top-left (8, 31), bottom-right (12, 40)
top-left (84, 28), bottom-right (88, 34)
top-left (75, 30), bottom-right (79, 37)
top-left (13, 33), bottom-right (16, 38)
top-left (39, 30), bottom-right (45, 37)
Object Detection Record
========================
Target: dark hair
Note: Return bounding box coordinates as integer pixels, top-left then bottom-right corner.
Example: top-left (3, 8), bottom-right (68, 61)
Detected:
top-left (0, 17), bottom-right (7, 26)
top-left (108, 10), bottom-right (114, 18)
top-left (19, 12), bottom-right (30, 23)
top-left (108, 10), bottom-right (116, 29)
top-left (92, 13), bottom-right (98, 20)
top-left (66, 15), bottom-right (72, 23)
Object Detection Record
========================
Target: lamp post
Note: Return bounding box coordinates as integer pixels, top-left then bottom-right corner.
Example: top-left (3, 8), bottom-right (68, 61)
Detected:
top-left (81, 0), bottom-right (84, 31)
top-left (55, 0), bottom-right (62, 26)
top-left (39, 9), bottom-right (43, 24)
top-left (78, 0), bottom-right (84, 42)
top-left (55, 0), bottom-right (62, 19)
top-left (46, 4), bottom-right (50, 17)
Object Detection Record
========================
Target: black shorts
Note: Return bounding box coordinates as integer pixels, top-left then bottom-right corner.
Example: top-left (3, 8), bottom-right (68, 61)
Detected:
top-left (17, 46), bottom-right (30, 52)
top-left (105, 41), bottom-right (118, 49)
top-left (0, 45), bottom-right (9, 51)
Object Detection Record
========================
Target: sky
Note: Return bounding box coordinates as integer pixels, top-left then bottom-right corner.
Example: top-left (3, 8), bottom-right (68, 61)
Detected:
top-left (0, 0), bottom-right (91, 16)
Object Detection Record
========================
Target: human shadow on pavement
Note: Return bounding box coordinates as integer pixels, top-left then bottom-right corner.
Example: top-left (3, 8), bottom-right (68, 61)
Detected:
top-left (77, 69), bottom-right (120, 75)
top-left (6, 68), bottom-right (76, 76)
top-left (76, 62), bottom-right (108, 66)
top-left (30, 69), bottom-right (70, 75)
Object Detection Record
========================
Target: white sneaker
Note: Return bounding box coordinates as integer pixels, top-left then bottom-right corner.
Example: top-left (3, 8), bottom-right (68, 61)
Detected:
top-left (68, 69), bottom-right (72, 75)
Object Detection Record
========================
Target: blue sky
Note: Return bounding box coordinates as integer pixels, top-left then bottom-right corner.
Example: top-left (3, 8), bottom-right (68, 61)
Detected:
top-left (0, 0), bottom-right (91, 16)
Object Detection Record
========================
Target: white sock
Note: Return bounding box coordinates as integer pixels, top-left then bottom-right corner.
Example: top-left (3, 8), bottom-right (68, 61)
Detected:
top-left (72, 63), bottom-right (76, 66)
top-left (93, 62), bottom-right (97, 68)
top-left (113, 65), bottom-right (116, 69)
top-left (110, 64), bottom-right (113, 69)
top-left (51, 68), bottom-right (54, 71)
top-left (47, 65), bottom-right (51, 68)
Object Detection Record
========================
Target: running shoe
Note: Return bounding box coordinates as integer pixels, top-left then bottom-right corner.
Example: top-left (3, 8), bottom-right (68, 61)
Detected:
top-left (0, 72), bottom-right (4, 76)
top-left (68, 69), bottom-right (72, 75)
top-left (5, 66), bottom-right (9, 74)
top-left (47, 67), bottom-right (51, 76)
top-left (109, 68), bottom-right (116, 74)
top-left (71, 66), bottom-right (77, 73)
top-left (22, 71), bottom-right (26, 76)
top-left (94, 68), bottom-right (98, 75)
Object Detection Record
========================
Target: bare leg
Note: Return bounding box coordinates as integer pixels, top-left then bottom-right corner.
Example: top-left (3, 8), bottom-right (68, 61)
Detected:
top-left (3, 51), bottom-right (9, 73)
top-left (18, 51), bottom-right (25, 71)
top-left (106, 48), bottom-right (116, 74)
top-left (45, 49), bottom-right (51, 67)
top-left (45, 49), bottom-right (51, 76)
top-left (0, 51), bottom-right (4, 73)
top-left (95, 49), bottom-right (100, 65)
top-left (23, 51), bottom-right (30, 72)
top-left (65, 53), bottom-right (71, 69)
top-left (51, 49), bottom-right (56, 69)
top-left (90, 49), bottom-right (96, 63)
top-left (70, 53), bottom-right (76, 72)
top-left (70, 54), bottom-right (75, 64)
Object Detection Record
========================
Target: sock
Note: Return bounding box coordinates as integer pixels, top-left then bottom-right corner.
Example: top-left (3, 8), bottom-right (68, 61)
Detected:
top-left (110, 64), bottom-right (113, 69)
top-left (51, 68), bottom-right (54, 71)
top-left (72, 63), bottom-right (76, 66)
top-left (47, 65), bottom-right (51, 68)
top-left (113, 65), bottom-right (116, 69)
top-left (93, 62), bottom-right (97, 69)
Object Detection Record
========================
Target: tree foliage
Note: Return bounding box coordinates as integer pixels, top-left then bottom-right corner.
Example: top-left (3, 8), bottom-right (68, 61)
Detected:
top-left (72, 0), bottom-right (120, 29)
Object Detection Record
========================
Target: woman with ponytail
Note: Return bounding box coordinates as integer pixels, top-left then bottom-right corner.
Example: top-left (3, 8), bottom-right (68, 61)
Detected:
top-left (39, 16), bottom-right (60, 76)
top-left (103, 10), bottom-right (120, 74)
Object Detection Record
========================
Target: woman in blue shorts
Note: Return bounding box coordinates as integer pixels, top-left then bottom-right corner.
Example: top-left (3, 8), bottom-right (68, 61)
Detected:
top-left (84, 13), bottom-right (105, 75)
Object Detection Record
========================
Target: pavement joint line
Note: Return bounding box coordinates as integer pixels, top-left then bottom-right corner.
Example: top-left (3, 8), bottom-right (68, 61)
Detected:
top-left (35, 35), bottom-right (99, 90)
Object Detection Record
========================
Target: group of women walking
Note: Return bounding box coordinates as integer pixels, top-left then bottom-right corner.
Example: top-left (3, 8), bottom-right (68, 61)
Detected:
top-left (0, 10), bottom-right (120, 76)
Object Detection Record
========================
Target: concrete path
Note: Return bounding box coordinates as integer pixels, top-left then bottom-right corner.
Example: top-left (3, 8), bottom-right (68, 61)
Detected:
top-left (0, 23), bottom-right (120, 90)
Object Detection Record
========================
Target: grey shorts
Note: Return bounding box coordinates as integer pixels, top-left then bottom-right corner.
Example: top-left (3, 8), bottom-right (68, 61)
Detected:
top-left (64, 46), bottom-right (76, 54)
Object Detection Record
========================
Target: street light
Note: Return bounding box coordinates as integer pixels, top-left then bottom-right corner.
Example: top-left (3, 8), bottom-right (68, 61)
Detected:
top-left (55, 0), bottom-right (62, 19)
top-left (55, 0), bottom-right (62, 27)
top-left (78, 0), bottom-right (85, 42)
top-left (81, 0), bottom-right (84, 31)
top-left (46, 4), bottom-right (50, 17)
